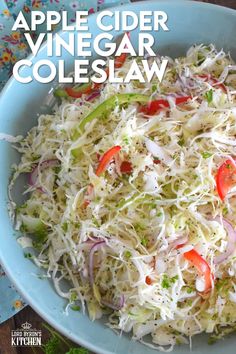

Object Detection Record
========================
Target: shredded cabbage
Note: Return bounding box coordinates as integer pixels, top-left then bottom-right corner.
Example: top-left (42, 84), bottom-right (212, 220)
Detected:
top-left (9, 44), bottom-right (236, 350)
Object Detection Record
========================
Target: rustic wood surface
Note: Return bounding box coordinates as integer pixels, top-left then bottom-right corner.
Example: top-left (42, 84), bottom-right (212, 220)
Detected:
top-left (0, 0), bottom-right (235, 353)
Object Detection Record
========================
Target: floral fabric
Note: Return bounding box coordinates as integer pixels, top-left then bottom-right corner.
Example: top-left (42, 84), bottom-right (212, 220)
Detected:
top-left (0, 0), bottom-right (130, 324)
top-left (0, 0), bottom-right (130, 87)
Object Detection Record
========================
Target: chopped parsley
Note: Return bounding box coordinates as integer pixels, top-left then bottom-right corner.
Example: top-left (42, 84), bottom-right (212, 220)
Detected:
top-left (152, 84), bottom-right (157, 92)
top-left (222, 207), bottom-right (228, 216)
top-left (162, 274), bottom-right (178, 289)
top-left (204, 89), bottom-right (213, 103)
top-left (186, 287), bottom-right (194, 294)
top-left (140, 237), bottom-right (148, 247)
top-left (178, 138), bottom-right (185, 147)
top-left (201, 152), bottom-right (212, 159)
top-left (122, 135), bottom-right (130, 145)
top-left (124, 250), bottom-right (132, 259)
top-left (70, 292), bottom-right (78, 302)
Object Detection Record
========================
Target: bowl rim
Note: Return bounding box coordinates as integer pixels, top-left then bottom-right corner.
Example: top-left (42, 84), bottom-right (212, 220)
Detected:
top-left (0, 1), bottom-right (236, 352)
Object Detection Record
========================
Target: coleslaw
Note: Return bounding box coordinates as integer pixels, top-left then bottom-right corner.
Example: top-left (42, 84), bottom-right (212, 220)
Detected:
top-left (9, 44), bottom-right (236, 351)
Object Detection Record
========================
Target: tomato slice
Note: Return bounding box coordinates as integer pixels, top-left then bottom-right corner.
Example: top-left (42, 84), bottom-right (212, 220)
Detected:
top-left (114, 32), bottom-right (129, 69)
top-left (139, 99), bottom-right (169, 115)
top-left (216, 159), bottom-right (236, 201)
top-left (95, 146), bottom-right (121, 176)
top-left (120, 161), bottom-right (133, 174)
top-left (139, 96), bottom-right (191, 116)
top-left (114, 53), bottom-right (127, 69)
top-left (184, 249), bottom-right (213, 292)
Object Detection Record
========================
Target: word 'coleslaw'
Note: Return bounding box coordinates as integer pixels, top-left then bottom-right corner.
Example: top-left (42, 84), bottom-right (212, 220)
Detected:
top-left (9, 44), bottom-right (236, 351)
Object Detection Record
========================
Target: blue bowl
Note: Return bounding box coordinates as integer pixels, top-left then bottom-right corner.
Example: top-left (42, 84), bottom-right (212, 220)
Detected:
top-left (0, 1), bottom-right (236, 353)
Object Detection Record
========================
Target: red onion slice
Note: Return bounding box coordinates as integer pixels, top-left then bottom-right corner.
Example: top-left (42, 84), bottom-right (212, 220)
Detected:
top-left (86, 91), bottom-right (100, 102)
top-left (28, 159), bottom-right (60, 190)
top-left (89, 241), bottom-right (106, 286)
top-left (214, 217), bottom-right (236, 264)
top-left (101, 294), bottom-right (125, 311)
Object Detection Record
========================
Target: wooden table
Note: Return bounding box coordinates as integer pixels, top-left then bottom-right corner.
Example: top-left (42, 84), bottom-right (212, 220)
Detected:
top-left (0, 0), bottom-right (235, 353)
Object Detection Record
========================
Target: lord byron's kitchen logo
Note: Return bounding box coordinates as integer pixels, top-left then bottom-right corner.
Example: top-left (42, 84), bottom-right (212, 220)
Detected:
top-left (11, 322), bottom-right (42, 347)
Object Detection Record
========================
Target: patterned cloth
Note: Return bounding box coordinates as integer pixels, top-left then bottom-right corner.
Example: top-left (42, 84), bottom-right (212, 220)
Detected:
top-left (0, 0), bottom-right (130, 324)
top-left (0, 0), bottom-right (130, 88)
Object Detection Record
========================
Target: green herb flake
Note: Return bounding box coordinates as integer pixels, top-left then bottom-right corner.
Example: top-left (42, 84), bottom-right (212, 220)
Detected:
top-left (178, 138), bottom-right (185, 147)
top-left (161, 275), bottom-right (170, 289)
top-left (215, 278), bottom-right (228, 291)
top-left (70, 305), bottom-right (81, 312)
top-left (170, 275), bottom-right (179, 283)
top-left (62, 222), bottom-right (68, 232)
top-left (70, 292), bottom-right (78, 302)
top-left (124, 250), bottom-right (132, 259)
top-left (187, 287), bottom-right (194, 294)
top-left (122, 135), bottom-right (130, 145)
top-left (161, 274), bottom-right (178, 289)
top-left (152, 84), bottom-right (157, 93)
top-left (222, 207), bottom-right (228, 216)
top-left (204, 89), bottom-right (213, 103)
top-left (140, 237), bottom-right (148, 247)
top-left (201, 152), bottom-right (212, 159)
top-left (24, 252), bottom-right (32, 259)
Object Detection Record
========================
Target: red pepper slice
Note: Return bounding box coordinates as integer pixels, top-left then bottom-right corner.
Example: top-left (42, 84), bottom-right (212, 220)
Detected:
top-left (197, 74), bottom-right (227, 93)
top-left (83, 146), bottom-right (121, 208)
top-left (153, 159), bottom-right (161, 164)
top-left (184, 249), bottom-right (213, 292)
top-left (65, 84), bottom-right (93, 98)
top-left (65, 56), bottom-right (129, 99)
top-left (175, 96), bottom-right (192, 105)
top-left (114, 53), bottom-right (127, 69)
top-left (114, 32), bottom-right (129, 69)
top-left (211, 78), bottom-right (227, 93)
top-left (145, 275), bottom-right (153, 285)
top-left (216, 159), bottom-right (236, 201)
top-left (96, 146), bottom-right (121, 176)
top-left (65, 68), bottom-right (110, 98)
top-left (82, 199), bottom-right (90, 209)
top-left (175, 243), bottom-right (186, 249)
top-left (197, 74), bottom-right (210, 80)
top-left (120, 161), bottom-right (133, 174)
top-left (139, 96), bottom-right (191, 116)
